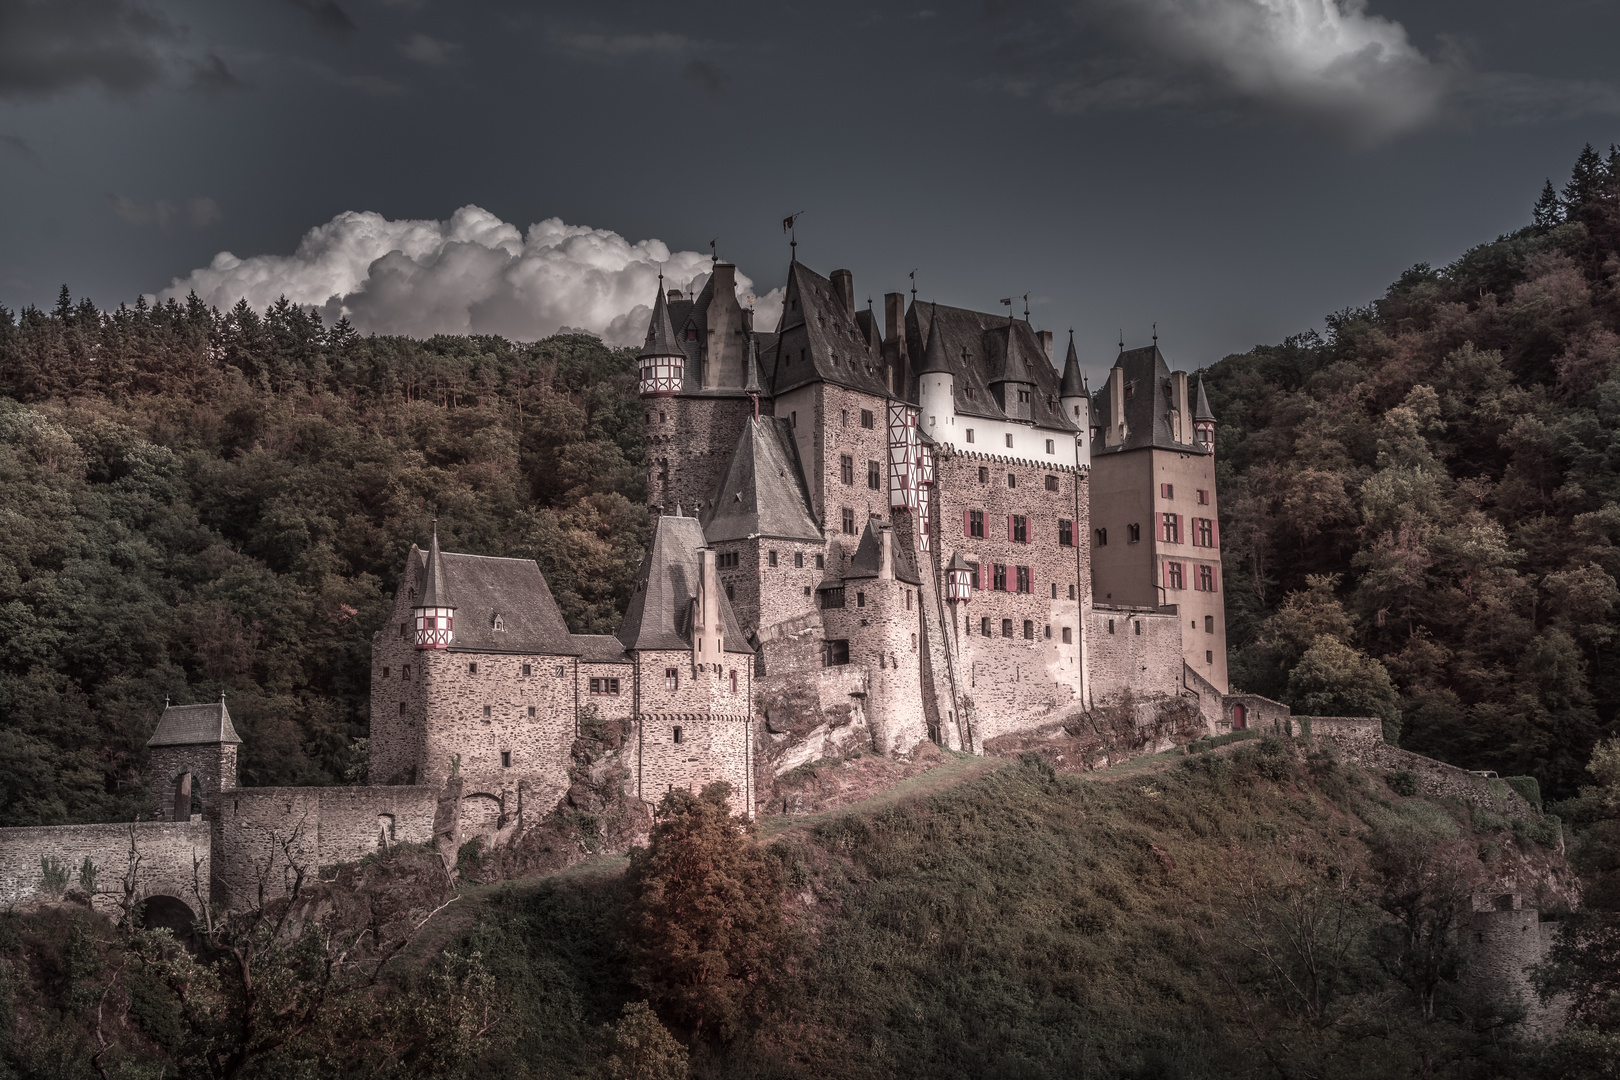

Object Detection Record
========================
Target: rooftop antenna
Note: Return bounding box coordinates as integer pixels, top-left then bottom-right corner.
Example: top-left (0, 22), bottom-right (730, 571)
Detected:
top-left (782, 211), bottom-right (804, 256)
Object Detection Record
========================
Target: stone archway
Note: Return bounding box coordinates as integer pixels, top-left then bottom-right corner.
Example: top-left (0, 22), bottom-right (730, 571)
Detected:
top-left (138, 894), bottom-right (199, 947)
top-left (460, 793), bottom-right (503, 843)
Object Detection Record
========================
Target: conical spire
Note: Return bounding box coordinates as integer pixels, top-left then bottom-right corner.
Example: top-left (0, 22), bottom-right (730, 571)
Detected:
top-left (744, 334), bottom-right (762, 395)
top-left (917, 304), bottom-right (951, 375)
top-left (638, 277), bottom-right (683, 360)
top-left (1194, 376), bottom-right (1215, 421)
top-left (1060, 329), bottom-right (1086, 398)
top-left (1003, 315), bottom-right (1025, 379)
top-left (420, 519), bottom-right (451, 609)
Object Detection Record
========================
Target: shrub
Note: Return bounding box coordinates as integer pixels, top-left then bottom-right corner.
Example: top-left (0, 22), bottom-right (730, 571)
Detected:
top-left (602, 1000), bottom-right (688, 1080)
top-left (38, 855), bottom-right (68, 898)
top-left (1389, 770), bottom-right (1419, 797)
top-left (1504, 775), bottom-right (1543, 811)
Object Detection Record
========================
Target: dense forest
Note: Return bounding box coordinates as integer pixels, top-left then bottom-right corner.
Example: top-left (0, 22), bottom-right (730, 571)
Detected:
top-left (1212, 144), bottom-right (1620, 798)
top-left (0, 300), bottom-right (650, 825)
top-left (3, 144), bottom-right (1620, 824)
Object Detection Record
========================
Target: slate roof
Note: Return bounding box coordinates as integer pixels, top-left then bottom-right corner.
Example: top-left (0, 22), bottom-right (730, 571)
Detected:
top-left (1060, 332), bottom-right (1088, 399)
top-left (421, 525), bottom-right (448, 608)
top-left (766, 261), bottom-right (894, 399)
top-left (572, 634), bottom-right (630, 663)
top-left (1091, 345), bottom-right (1203, 455)
top-left (616, 516), bottom-right (752, 654)
top-left (148, 700), bottom-right (242, 747)
top-left (904, 302), bottom-right (1077, 431)
top-left (1195, 377), bottom-right (1215, 421)
top-left (404, 544), bottom-right (579, 655)
top-left (915, 305), bottom-right (951, 375)
top-left (701, 416), bottom-right (823, 544)
top-left (639, 282), bottom-right (684, 360)
top-left (841, 516), bottom-right (922, 585)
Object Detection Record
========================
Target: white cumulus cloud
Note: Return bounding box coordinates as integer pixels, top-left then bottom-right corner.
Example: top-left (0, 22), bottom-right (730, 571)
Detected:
top-left (156, 206), bottom-right (785, 346)
top-left (1062, 0), bottom-right (1455, 141)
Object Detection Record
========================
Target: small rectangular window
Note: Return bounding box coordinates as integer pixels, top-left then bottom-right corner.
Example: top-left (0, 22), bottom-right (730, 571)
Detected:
top-left (1043, 624), bottom-right (1051, 639)
top-left (1045, 474), bottom-right (1058, 491)
top-left (402, 664), bottom-right (410, 680)
top-left (1205, 614), bottom-right (1215, 633)
top-left (1002, 619), bottom-right (1013, 638)
top-left (556, 665), bottom-right (565, 677)
top-left (980, 616), bottom-right (991, 635)
top-left (993, 564), bottom-right (1007, 591)
top-left (867, 461), bottom-right (882, 490)
top-left (398, 701), bottom-right (406, 715)
top-left (528, 705), bottom-right (536, 717)
top-left (468, 662), bottom-right (478, 675)
top-left (906, 590), bottom-right (913, 611)
top-left (1046, 439), bottom-right (1055, 454)
top-left (1166, 562), bottom-right (1185, 590)
top-left (968, 562), bottom-right (980, 588)
top-left (521, 663), bottom-right (532, 676)
top-left (382, 666), bottom-right (390, 678)
top-left (1059, 519), bottom-right (1074, 547)
top-left (483, 705), bottom-right (491, 718)
top-left (1007, 473), bottom-right (1017, 488)
top-left (840, 454), bottom-right (854, 485)
top-left (1161, 483), bottom-right (1174, 499)
top-left (665, 667), bottom-right (679, 691)
top-left (1207, 650), bottom-right (1214, 664)
top-left (824, 639), bottom-right (850, 666)
top-left (1062, 627), bottom-right (1073, 643)
top-left (857, 591), bottom-right (866, 608)
top-left (1197, 489), bottom-right (1209, 505)
top-left (816, 554), bottom-right (825, 569)
top-left (1010, 514), bottom-right (1028, 543)
top-left (400, 622), bottom-right (408, 639)
top-left (1108, 619), bottom-right (1115, 634)
top-left (969, 509), bottom-right (985, 538)
top-left (1135, 620), bottom-right (1142, 635)
top-left (966, 429), bottom-right (976, 443)
top-left (768, 550), bottom-right (779, 567)
top-left (861, 409), bottom-right (874, 429)
top-left (1005, 433), bottom-right (1014, 448)
top-left (1127, 523), bottom-right (1141, 543)
top-left (501, 751), bottom-right (511, 767)
top-left (1016, 566), bottom-right (1031, 593)
top-left (841, 507), bottom-right (856, 534)
top-left (978, 466), bottom-right (988, 483)
top-left (1095, 528), bottom-right (1107, 547)
top-left (1069, 584), bottom-right (1076, 599)
top-left (794, 552), bottom-right (804, 568)
top-left (673, 726), bottom-right (683, 744)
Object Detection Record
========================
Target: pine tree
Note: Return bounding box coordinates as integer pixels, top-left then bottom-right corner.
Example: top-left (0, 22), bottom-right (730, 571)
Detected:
top-left (1563, 142), bottom-right (1607, 209)
top-left (1532, 179), bottom-right (1563, 230)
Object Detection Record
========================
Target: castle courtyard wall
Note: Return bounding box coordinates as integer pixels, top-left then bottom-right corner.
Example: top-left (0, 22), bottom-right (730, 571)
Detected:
top-left (1088, 603), bottom-right (1184, 706)
top-left (0, 819), bottom-right (211, 917)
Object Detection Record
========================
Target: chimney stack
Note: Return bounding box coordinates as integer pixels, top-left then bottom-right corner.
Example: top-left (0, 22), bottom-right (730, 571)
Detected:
top-left (693, 547), bottom-right (723, 668)
top-left (1036, 330), bottom-right (1053, 362)
top-left (831, 269), bottom-right (854, 313)
top-left (1171, 371), bottom-right (1190, 443)
top-left (878, 522), bottom-right (894, 581)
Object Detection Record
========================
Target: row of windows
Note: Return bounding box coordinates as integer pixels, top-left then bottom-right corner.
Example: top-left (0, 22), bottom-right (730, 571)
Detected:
top-left (1157, 515), bottom-right (1219, 546)
top-left (1163, 561), bottom-right (1219, 592)
top-left (839, 455), bottom-right (884, 489)
top-left (382, 661), bottom-right (566, 678)
top-left (1158, 483), bottom-right (1212, 505)
top-left (961, 430), bottom-right (1064, 456)
top-left (963, 511), bottom-right (1077, 546)
top-left (661, 667), bottom-right (741, 693)
top-left (820, 587), bottom-right (916, 610)
top-left (968, 468), bottom-right (1062, 491)
top-left (967, 617), bottom-right (1073, 642)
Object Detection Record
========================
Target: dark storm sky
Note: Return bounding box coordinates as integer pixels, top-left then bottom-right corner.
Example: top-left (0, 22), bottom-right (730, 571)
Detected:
top-left (2, 0), bottom-right (1618, 381)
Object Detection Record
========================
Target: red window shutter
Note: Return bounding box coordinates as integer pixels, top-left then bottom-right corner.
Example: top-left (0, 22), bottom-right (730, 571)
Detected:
top-left (964, 509), bottom-right (970, 537)
top-left (1211, 566), bottom-right (1219, 593)
top-left (1008, 515), bottom-right (1014, 541)
top-left (1176, 515), bottom-right (1184, 544)
top-left (1212, 518), bottom-right (1219, 547)
top-left (1162, 561), bottom-right (1169, 588)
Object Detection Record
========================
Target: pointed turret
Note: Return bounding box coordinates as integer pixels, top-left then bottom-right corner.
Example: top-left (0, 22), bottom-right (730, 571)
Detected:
top-left (917, 304), bottom-right (958, 441)
top-left (1193, 376), bottom-right (1217, 452)
top-left (637, 278), bottom-right (686, 397)
top-left (916, 305), bottom-right (951, 375)
top-left (414, 521), bottom-right (456, 649)
top-left (1060, 331), bottom-right (1086, 398)
top-left (988, 315), bottom-right (1033, 421)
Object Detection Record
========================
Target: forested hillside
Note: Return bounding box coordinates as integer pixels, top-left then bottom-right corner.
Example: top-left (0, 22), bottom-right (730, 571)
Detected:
top-left (0, 299), bottom-right (649, 826)
top-left (1212, 145), bottom-right (1620, 797)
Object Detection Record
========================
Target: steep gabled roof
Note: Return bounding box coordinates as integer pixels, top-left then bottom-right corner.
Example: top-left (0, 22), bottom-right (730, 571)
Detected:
top-left (404, 545), bottom-right (578, 654)
top-left (702, 416), bottom-right (823, 543)
top-left (616, 516), bottom-right (752, 654)
top-left (1060, 331), bottom-right (1087, 399)
top-left (987, 317), bottom-right (1032, 386)
top-left (766, 261), bottom-right (893, 398)
top-left (148, 699), bottom-right (242, 747)
top-left (421, 524), bottom-right (448, 608)
top-left (915, 304), bottom-right (951, 375)
top-left (1091, 345), bottom-right (1202, 455)
top-left (906, 302), bottom-right (1077, 431)
top-left (639, 282), bottom-right (684, 359)
top-left (1195, 376), bottom-right (1215, 421)
top-left (842, 516), bottom-right (922, 585)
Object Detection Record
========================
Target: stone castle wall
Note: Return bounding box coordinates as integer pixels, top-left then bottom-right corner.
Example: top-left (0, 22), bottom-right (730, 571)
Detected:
top-left (0, 819), bottom-right (211, 918)
top-left (931, 449), bottom-right (1090, 748)
top-left (210, 785), bottom-right (436, 911)
top-left (370, 581), bottom-right (431, 786)
top-left (632, 648), bottom-right (754, 814)
top-left (148, 743), bottom-right (237, 820)
top-left (644, 395), bottom-right (754, 515)
top-left (821, 574), bottom-right (929, 754)
top-left (1458, 897), bottom-right (1568, 1039)
top-left (1088, 604), bottom-right (1184, 706)
top-left (1310, 717), bottom-right (1538, 818)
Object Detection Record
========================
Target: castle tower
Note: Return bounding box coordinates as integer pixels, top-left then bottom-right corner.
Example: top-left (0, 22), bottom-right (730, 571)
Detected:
top-left (147, 695), bottom-right (240, 821)
top-left (988, 317), bottom-right (1034, 422)
top-left (1059, 331), bottom-right (1091, 470)
top-left (1193, 377), bottom-right (1216, 452)
top-left (637, 278), bottom-right (685, 397)
top-left (916, 305), bottom-right (956, 440)
top-left (414, 523), bottom-right (454, 649)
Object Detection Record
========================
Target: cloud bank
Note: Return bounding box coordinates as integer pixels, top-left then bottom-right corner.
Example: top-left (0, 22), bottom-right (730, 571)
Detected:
top-left (157, 207), bottom-right (785, 347)
top-left (1035, 0), bottom-right (1469, 141)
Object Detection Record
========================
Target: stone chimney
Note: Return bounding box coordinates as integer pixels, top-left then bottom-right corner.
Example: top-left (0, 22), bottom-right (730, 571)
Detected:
top-left (831, 269), bottom-right (854, 313)
top-left (1036, 330), bottom-right (1053, 362)
top-left (692, 547), bottom-right (724, 668)
top-left (878, 522), bottom-right (894, 581)
top-left (1171, 371), bottom-right (1190, 443)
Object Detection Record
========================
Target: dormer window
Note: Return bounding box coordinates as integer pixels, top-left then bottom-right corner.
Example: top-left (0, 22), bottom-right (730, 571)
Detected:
top-left (1125, 382), bottom-right (1135, 400)
top-left (491, 613), bottom-right (504, 632)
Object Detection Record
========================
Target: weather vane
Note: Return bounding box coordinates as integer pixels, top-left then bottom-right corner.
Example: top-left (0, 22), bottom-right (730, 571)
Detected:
top-left (781, 212), bottom-right (804, 253)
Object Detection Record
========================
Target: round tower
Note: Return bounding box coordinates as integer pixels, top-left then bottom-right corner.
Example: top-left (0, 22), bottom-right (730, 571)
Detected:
top-left (1059, 330), bottom-right (1091, 468)
top-left (413, 522), bottom-right (454, 649)
top-left (637, 276), bottom-right (685, 398)
top-left (1193, 376), bottom-right (1216, 453)
top-left (916, 304), bottom-right (955, 439)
